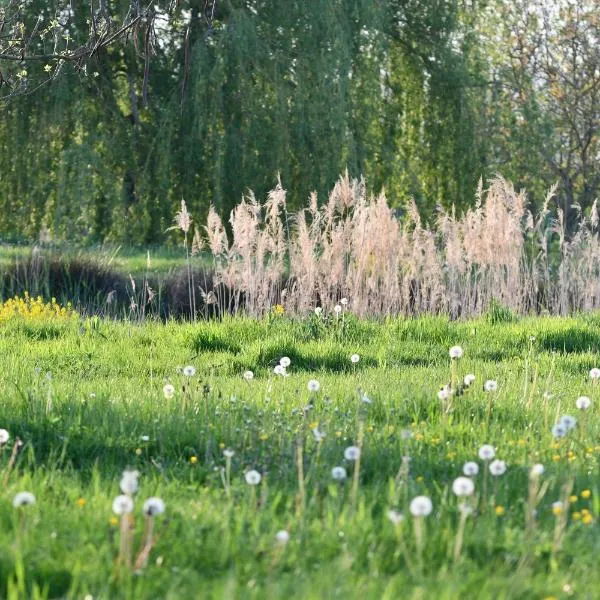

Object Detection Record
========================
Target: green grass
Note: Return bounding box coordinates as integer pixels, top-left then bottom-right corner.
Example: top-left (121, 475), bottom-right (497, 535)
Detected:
top-left (1, 312), bottom-right (600, 598)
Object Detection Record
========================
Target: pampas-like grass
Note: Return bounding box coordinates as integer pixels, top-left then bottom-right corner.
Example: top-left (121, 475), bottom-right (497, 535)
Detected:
top-left (202, 172), bottom-right (600, 318)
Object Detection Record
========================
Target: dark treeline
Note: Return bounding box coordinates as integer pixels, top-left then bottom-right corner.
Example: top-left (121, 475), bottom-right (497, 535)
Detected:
top-left (0, 0), bottom-right (598, 244)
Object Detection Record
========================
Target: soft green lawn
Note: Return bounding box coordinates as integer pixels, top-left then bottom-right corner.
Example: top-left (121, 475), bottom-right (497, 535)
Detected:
top-left (1, 312), bottom-right (600, 598)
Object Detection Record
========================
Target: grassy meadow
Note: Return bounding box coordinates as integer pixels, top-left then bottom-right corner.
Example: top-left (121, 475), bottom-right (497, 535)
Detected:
top-left (1, 308), bottom-right (600, 598)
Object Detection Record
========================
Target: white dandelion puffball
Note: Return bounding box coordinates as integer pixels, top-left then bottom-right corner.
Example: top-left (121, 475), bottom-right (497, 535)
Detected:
top-left (437, 387), bottom-right (451, 401)
top-left (119, 469), bottom-right (140, 495)
top-left (331, 466), bottom-right (347, 481)
top-left (112, 495), bottom-right (134, 515)
top-left (452, 477), bottom-right (475, 497)
top-left (530, 464), bottom-right (544, 477)
top-left (275, 530), bottom-right (290, 544)
top-left (142, 497), bottom-right (165, 517)
top-left (590, 368), bottom-right (600, 380)
top-left (13, 491), bottom-right (36, 508)
top-left (463, 461), bottom-right (479, 477)
top-left (245, 470), bottom-right (262, 485)
top-left (484, 380), bottom-right (498, 392)
top-left (312, 428), bottom-right (326, 443)
top-left (409, 496), bottom-right (433, 517)
top-left (478, 444), bottom-right (495, 460)
top-left (243, 370), bottom-right (254, 381)
top-left (223, 448), bottom-right (235, 458)
top-left (551, 423), bottom-right (567, 438)
top-left (344, 446), bottom-right (361, 461)
top-left (350, 354), bottom-right (360, 364)
top-left (449, 346), bottom-right (463, 359)
top-left (279, 356), bottom-right (291, 368)
top-left (340, 298), bottom-right (349, 306)
top-left (464, 374), bottom-right (476, 387)
top-left (307, 379), bottom-right (320, 393)
top-left (0, 429), bottom-right (9, 444)
top-left (559, 415), bottom-right (577, 431)
top-left (274, 365), bottom-right (287, 376)
top-left (314, 307), bottom-right (322, 316)
top-left (386, 509), bottom-right (404, 525)
top-left (163, 384), bottom-right (175, 400)
top-left (489, 459), bottom-right (507, 476)
top-left (334, 304), bottom-right (342, 315)
top-left (183, 365), bottom-right (196, 377)
top-left (576, 396), bottom-right (592, 411)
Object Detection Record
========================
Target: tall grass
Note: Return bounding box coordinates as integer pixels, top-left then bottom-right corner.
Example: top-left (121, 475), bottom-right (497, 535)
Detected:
top-left (204, 173), bottom-right (600, 317)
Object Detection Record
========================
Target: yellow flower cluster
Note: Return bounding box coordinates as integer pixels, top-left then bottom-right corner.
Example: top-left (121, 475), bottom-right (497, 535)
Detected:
top-left (0, 293), bottom-right (77, 324)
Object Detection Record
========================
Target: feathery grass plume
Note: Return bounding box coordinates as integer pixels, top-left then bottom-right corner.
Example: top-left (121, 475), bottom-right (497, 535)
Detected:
top-left (168, 200), bottom-right (196, 320)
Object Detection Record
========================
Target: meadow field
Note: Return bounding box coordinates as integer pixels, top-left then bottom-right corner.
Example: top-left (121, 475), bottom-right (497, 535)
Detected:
top-left (1, 304), bottom-right (600, 599)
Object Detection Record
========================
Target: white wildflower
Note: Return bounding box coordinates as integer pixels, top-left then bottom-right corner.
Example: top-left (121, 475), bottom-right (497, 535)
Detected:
top-left (386, 509), bottom-right (404, 525)
top-left (275, 530), bottom-right (290, 544)
top-left (279, 357), bottom-right (291, 368)
top-left (350, 354), bottom-right (360, 364)
top-left (464, 374), bottom-right (476, 387)
top-left (163, 384), bottom-right (175, 399)
top-left (243, 370), bottom-right (254, 381)
top-left (0, 429), bottom-right (9, 444)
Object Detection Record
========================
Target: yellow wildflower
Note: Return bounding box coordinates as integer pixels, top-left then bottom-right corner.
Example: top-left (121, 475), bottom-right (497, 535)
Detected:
top-left (582, 490), bottom-right (592, 499)
top-left (190, 456), bottom-right (198, 464)
top-left (495, 506), bottom-right (505, 516)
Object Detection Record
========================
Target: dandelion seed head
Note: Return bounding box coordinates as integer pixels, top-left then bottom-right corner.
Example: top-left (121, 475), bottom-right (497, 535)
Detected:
top-left (589, 368), bottom-right (600, 380)
top-left (307, 379), bottom-right (320, 392)
top-left (530, 463), bottom-right (545, 477)
top-left (331, 466), bottom-right (347, 480)
top-left (344, 446), bottom-right (360, 461)
top-left (13, 491), bottom-right (36, 508)
top-left (340, 298), bottom-right (349, 306)
top-left (0, 429), bottom-right (9, 444)
top-left (489, 459), bottom-right (507, 476)
top-left (464, 374), bottom-right (476, 386)
top-left (119, 469), bottom-right (140, 495)
top-left (142, 497), bottom-right (165, 517)
top-left (314, 307), bottom-right (322, 316)
top-left (243, 370), bottom-right (254, 381)
top-left (334, 304), bottom-right (342, 314)
top-left (478, 444), bottom-right (495, 460)
top-left (449, 345), bottom-right (463, 359)
top-left (245, 470), bottom-right (262, 485)
top-left (274, 365), bottom-right (287, 376)
top-left (223, 449), bottom-right (235, 458)
top-left (275, 530), bottom-right (290, 544)
top-left (409, 496), bottom-right (433, 517)
top-left (279, 357), bottom-right (291, 368)
top-left (576, 396), bottom-right (591, 411)
top-left (112, 494), bottom-right (134, 515)
top-left (559, 415), bottom-right (577, 431)
top-left (552, 423), bottom-right (567, 438)
top-left (452, 476), bottom-right (475, 497)
top-left (386, 509), bottom-right (404, 525)
top-left (484, 380), bottom-right (498, 392)
top-left (463, 461), bottom-right (479, 476)
top-left (350, 354), bottom-right (360, 364)
top-left (163, 384), bottom-right (175, 399)
top-left (183, 365), bottom-right (196, 377)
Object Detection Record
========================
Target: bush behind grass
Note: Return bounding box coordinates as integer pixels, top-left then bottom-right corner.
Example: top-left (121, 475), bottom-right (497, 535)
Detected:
top-left (0, 314), bottom-right (600, 597)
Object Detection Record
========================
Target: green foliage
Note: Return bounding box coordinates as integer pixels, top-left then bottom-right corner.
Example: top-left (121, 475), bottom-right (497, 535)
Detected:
top-left (0, 314), bottom-right (599, 596)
